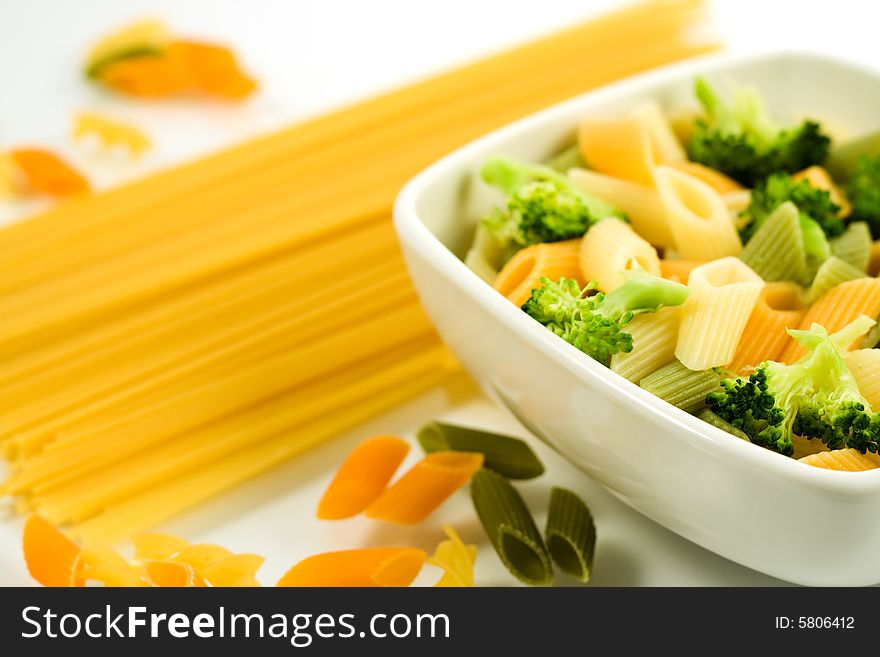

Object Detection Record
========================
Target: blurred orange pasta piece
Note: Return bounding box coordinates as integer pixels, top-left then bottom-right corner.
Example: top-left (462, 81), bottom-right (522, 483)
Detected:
top-left (8, 148), bottom-right (90, 197)
top-left (494, 240), bottom-right (581, 306)
top-left (22, 515), bottom-right (83, 587)
top-left (366, 451), bottom-right (484, 524)
top-left (317, 435), bottom-right (410, 520)
top-left (143, 560), bottom-right (203, 587)
top-left (780, 278), bottom-right (880, 362)
top-left (277, 547), bottom-right (427, 587)
top-left (168, 41), bottom-right (257, 99)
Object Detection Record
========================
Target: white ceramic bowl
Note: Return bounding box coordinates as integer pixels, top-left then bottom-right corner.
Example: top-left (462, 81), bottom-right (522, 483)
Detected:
top-left (394, 51), bottom-right (880, 586)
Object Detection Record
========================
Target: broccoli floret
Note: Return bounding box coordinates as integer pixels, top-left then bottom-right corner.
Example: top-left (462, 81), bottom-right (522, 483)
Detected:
top-left (740, 173), bottom-right (844, 260)
top-left (707, 317), bottom-right (880, 457)
top-left (686, 78), bottom-right (830, 186)
top-left (845, 154), bottom-right (880, 238)
top-left (522, 273), bottom-right (690, 366)
top-left (480, 155), bottom-right (624, 252)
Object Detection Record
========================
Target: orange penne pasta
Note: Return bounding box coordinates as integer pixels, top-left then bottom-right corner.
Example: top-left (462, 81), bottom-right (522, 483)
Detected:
top-left (132, 532), bottom-right (190, 561)
top-left (143, 560), bottom-right (203, 587)
top-left (668, 161), bottom-right (743, 194)
top-left (578, 116), bottom-right (656, 185)
top-left (729, 283), bottom-right (805, 374)
top-left (277, 547), bottom-right (427, 587)
top-left (780, 278), bottom-right (880, 363)
top-left (22, 515), bottom-right (83, 587)
top-left (659, 259), bottom-right (706, 284)
top-left (793, 166), bottom-right (850, 217)
top-left (9, 149), bottom-right (90, 197)
top-left (868, 240), bottom-right (880, 277)
top-left (365, 452), bottom-right (484, 525)
top-left (203, 553), bottom-right (264, 587)
top-left (493, 240), bottom-right (581, 306)
top-left (317, 435), bottom-right (410, 520)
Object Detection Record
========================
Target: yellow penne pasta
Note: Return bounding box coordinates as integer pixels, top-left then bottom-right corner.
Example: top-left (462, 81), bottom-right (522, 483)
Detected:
top-left (675, 257), bottom-right (763, 370)
top-left (578, 116), bottom-right (656, 185)
top-left (793, 165), bottom-right (850, 217)
top-left (800, 449), bottom-right (880, 472)
top-left (568, 168), bottom-right (674, 248)
top-left (780, 278), bottom-right (880, 362)
top-left (843, 349), bottom-right (880, 410)
top-left (493, 240), bottom-right (582, 306)
top-left (579, 218), bottom-right (660, 291)
top-left (667, 161), bottom-right (743, 194)
top-left (629, 100), bottom-right (686, 164)
top-left (654, 165), bottom-right (742, 260)
top-left (610, 307), bottom-right (680, 383)
top-left (728, 282), bottom-right (804, 374)
top-left (659, 258), bottom-right (706, 284)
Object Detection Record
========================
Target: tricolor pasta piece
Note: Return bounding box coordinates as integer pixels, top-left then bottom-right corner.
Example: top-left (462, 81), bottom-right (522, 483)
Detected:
top-left (781, 278), bottom-right (880, 362)
top-left (668, 160), bottom-right (743, 194)
top-left (844, 349), bottom-right (880, 410)
top-left (793, 165), bottom-right (851, 217)
top-left (654, 165), bottom-right (742, 260)
top-left (8, 148), bottom-right (90, 197)
top-left (739, 202), bottom-right (809, 285)
top-left (22, 514), bottom-right (83, 587)
top-left (800, 449), bottom-right (880, 472)
top-left (494, 240), bottom-right (581, 306)
top-left (675, 257), bottom-right (763, 370)
top-left (639, 360), bottom-right (724, 414)
top-left (805, 256), bottom-right (866, 305)
top-left (276, 548), bottom-right (427, 587)
top-left (868, 240), bottom-right (880, 276)
top-left (728, 282), bottom-right (804, 374)
top-left (429, 525), bottom-right (477, 587)
top-left (830, 221), bottom-right (872, 272)
top-left (470, 468), bottom-right (553, 586)
top-left (568, 168), bottom-right (674, 248)
top-left (610, 307), bottom-right (680, 383)
top-left (417, 422), bottom-right (544, 480)
top-left (578, 115), bottom-right (656, 185)
top-left (317, 435), bottom-right (410, 520)
top-left (365, 451), bottom-right (484, 524)
top-left (579, 218), bottom-right (660, 291)
top-left (629, 100), bottom-right (686, 164)
top-left (73, 112), bottom-right (152, 156)
top-left (545, 487), bottom-right (596, 583)
top-left (659, 259), bottom-right (705, 284)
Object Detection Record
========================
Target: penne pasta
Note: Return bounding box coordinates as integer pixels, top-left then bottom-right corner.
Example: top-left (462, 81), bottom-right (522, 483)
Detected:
top-left (781, 278), bottom-right (880, 362)
top-left (493, 239), bottom-right (582, 306)
top-left (276, 547), bottom-right (427, 587)
top-left (22, 515), bottom-right (82, 587)
top-left (578, 116), bottom-right (656, 185)
top-left (800, 449), bottom-right (880, 472)
top-left (365, 451), bottom-right (484, 525)
top-left (654, 165), bottom-right (742, 260)
top-left (728, 282), bottom-right (804, 374)
top-left (805, 255), bottom-right (866, 305)
top-left (739, 202), bottom-right (809, 285)
top-left (639, 359), bottom-right (723, 413)
top-left (668, 160), bottom-right (743, 194)
top-left (675, 257), bottom-right (763, 370)
top-left (610, 307), bottom-right (680, 382)
top-left (578, 218), bottom-right (660, 291)
top-left (843, 349), bottom-right (880, 410)
top-left (568, 168), bottom-right (675, 248)
top-left (658, 258), bottom-right (706, 284)
top-left (830, 221), bottom-right (872, 272)
top-left (630, 100), bottom-right (686, 164)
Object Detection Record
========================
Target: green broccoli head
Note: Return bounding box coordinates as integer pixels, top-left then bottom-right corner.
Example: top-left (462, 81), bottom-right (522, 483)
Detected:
top-left (686, 78), bottom-right (831, 187)
top-left (479, 156), bottom-right (625, 253)
top-left (740, 173), bottom-right (844, 260)
top-left (707, 317), bottom-right (880, 456)
top-left (845, 154), bottom-right (880, 238)
top-left (522, 273), bottom-right (690, 366)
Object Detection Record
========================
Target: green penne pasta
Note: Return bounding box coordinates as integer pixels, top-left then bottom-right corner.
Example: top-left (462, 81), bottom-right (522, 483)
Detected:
top-left (830, 221), bottom-right (872, 271)
top-left (471, 468), bottom-right (553, 586)
top-left (418, 422), bottom-right (545, 480)
top-left (698, 409), bottom-right (751, 442)
top-left (545, 487), bottom-right (596, 583)
top-left (640, 360), bottom-right (725, 414)
top-left (546, 144), bottom-right (586, 173)
top-left (739, 202), bottom-right (809, 285)
top-left (806, 255), bottom-right (866, 304)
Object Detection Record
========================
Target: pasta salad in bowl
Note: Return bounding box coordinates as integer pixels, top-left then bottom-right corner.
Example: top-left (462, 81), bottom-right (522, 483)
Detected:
top-left (394, 52), bottom-right (880, 585)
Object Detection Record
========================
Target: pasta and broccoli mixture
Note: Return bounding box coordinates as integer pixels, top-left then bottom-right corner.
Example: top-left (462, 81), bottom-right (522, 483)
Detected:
top-left (465, 77), bottom-right (880, 472)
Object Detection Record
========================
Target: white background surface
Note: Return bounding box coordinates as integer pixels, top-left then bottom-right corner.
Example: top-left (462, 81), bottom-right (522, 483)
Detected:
top-left (0, 0), bottom-right (873, 586)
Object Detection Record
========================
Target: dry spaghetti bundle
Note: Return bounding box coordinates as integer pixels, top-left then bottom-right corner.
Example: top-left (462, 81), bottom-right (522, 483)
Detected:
top-left (0, 0), bottom-right (717, 541)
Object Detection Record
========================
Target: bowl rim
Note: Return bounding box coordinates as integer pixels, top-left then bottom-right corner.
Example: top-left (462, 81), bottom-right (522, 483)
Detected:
top-left (394, 48), bottom-right (880, 495)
